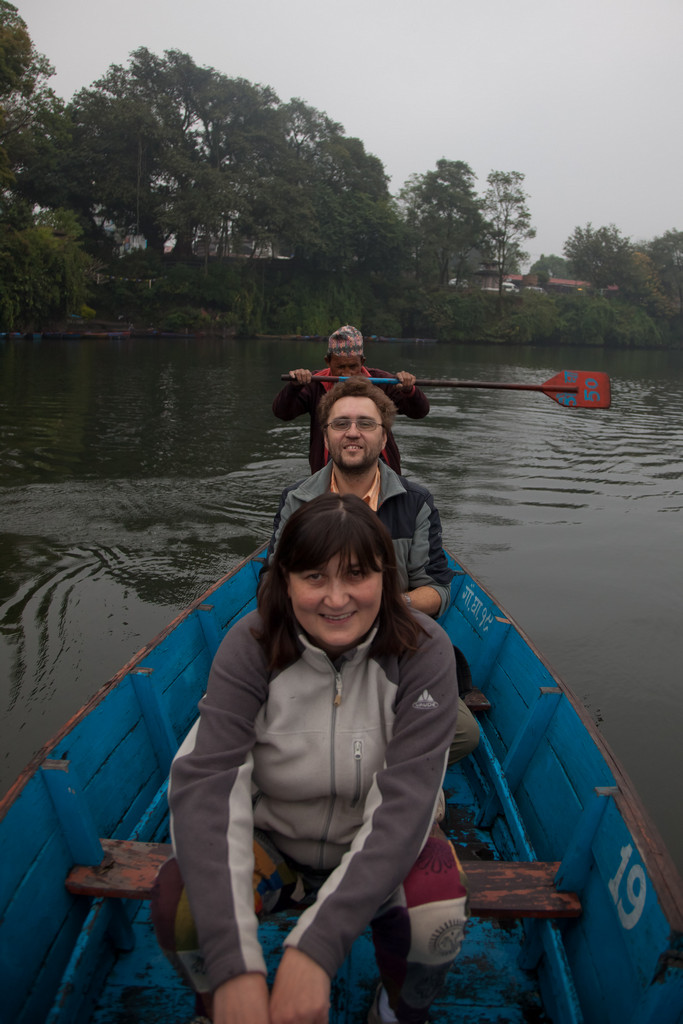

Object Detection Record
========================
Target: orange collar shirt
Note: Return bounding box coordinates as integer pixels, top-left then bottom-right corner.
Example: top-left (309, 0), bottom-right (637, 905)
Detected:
top-left (329, 466), bottom-right (381, 512)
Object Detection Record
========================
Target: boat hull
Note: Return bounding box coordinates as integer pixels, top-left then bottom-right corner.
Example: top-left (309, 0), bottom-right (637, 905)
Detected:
top-left (1, 548), bottom-right (681, 1024)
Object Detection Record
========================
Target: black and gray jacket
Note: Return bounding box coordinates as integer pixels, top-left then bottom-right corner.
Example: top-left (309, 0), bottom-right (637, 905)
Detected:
top-left (266, 461), bottom-right (455, 616)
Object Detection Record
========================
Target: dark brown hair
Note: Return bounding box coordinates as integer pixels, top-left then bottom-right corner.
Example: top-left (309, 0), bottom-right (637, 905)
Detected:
top-left (256, 493), bottom-right (426, 670)
top-left (318, 377), bottom-right (397, 432)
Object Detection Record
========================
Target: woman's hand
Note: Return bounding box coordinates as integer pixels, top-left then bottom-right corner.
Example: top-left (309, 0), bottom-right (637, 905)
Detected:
top-left (212, 972), bottom-right (270, 1024)
top-left (270, 947), bottom-right (331, 1024)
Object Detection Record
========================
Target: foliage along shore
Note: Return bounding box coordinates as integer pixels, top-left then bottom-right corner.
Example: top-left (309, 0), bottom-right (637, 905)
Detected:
top-left (6, 253), bottom-right (683, 350)
top-left (65, 254), bottom-right (681, 350)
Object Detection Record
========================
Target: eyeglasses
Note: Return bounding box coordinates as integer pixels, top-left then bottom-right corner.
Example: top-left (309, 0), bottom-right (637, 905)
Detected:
top-left (326, 417), bottom-right (382, 433)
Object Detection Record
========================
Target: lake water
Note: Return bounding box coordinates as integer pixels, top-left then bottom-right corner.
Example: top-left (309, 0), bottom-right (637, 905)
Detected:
top-left (1, 335), bottom-right (682, 875)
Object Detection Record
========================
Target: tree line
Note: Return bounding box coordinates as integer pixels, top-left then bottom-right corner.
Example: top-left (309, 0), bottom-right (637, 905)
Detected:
top-left (1, 1), bottom-right (682, 346)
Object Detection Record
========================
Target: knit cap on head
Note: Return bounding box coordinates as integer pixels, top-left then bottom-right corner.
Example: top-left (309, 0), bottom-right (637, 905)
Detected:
top-left (327, 325), bottom-right (364, 356)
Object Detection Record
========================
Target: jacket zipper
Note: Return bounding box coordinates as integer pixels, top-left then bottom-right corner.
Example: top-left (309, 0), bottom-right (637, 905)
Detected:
top-left (351, 739), bottom-right (363, 807)
top-left (318, 665), bottom-right (343, 868)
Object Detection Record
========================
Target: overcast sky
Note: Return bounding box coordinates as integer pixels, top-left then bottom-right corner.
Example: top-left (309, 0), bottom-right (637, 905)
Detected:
top-left (16, 0), bottom-right (682, 266)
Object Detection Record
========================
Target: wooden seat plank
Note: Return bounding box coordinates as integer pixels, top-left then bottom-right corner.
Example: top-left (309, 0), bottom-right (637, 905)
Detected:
top-left (66, 840), bottom-right (581, 918)
top-left (463, 860), bottom-right (581, 917)
top-left (462, 688), bottom-right (492, 714)
top-left (66, 839), bottom-right (170, 900)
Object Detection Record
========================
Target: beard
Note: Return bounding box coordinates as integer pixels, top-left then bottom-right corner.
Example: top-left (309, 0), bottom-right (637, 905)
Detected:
top-left (335, 452), bottom-right (377, 475)
top-left (328, 438), bottom-right (384, 476)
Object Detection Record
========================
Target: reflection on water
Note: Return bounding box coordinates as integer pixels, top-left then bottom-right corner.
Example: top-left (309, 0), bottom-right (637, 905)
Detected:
top-left (1, 335), bottom-right (682, 875)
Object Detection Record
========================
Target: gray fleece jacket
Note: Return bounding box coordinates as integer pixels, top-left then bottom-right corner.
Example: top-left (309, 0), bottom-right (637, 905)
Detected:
top-left (168, 609), bottom-right (458, 990)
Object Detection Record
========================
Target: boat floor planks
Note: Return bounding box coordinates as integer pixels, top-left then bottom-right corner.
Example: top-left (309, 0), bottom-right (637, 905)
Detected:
top-left (89, 908), bottom-right (193, 1024)
top-left (85, 783), bottom-right (553, 1024)
top-left (90, 913), bottom-right (550, 1024)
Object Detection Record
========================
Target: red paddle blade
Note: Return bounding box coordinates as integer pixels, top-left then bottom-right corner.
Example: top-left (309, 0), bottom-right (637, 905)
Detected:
top-left (542, 370), bottom-right (611, 409)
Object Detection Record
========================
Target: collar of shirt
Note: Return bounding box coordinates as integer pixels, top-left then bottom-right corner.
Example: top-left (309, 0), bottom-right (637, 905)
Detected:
top-left (330, 465), bottom-right (381, 511)
top-left (314, 366), bottom-right (372, 392)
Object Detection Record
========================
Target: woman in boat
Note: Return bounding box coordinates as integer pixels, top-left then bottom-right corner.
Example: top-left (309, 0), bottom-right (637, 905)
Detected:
top-left (156, 493), bottom-right (469, 1024)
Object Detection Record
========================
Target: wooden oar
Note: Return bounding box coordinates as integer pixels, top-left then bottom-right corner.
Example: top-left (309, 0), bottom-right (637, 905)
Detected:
top-left (282, 370), bottom-right (611, 409)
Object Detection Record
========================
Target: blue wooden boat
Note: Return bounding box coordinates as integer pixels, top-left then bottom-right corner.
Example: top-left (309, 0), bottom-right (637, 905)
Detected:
top-left (1, 547), bottom-right (681, 1024)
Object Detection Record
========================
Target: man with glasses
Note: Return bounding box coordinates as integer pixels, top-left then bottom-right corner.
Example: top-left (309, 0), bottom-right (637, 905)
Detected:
top-left (265, 375), bottom-right (480, 762)
top-left (267, 376), bottom-right (448, 615)
top-left (272, 325), bottom-right (430, 474)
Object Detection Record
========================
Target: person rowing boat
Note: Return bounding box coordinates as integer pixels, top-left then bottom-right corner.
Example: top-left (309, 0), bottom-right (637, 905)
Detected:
top-left (272, 325), bottom-right (430, 473)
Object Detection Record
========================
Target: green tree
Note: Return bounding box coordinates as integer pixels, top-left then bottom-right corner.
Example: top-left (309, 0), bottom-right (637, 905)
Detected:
top-left (67, 49), bottom-right (282, 257)
top-left (529, 253), bottom-right (576, 280)
top-left (562, 223), bottom-right (633, 291)
top-left (399, 159), bottom-right (484, 286)
top-left (0, 1), bottom-right (68, 199)
top-left (274, 100), bottom-right (402, 273)
top-left (622, 251), bottom-right (671, 317)
top-left (0, 3), bottom-right (92, 329)
top-left (65, 52), bottom-right (400, 273)
top-left (1, 0), bottom-right (42, 187)
top-left (304, 135), bottom-right (400, 273)
top-left (647, 230), bottom-right (683, 312)
top-left (274, 98), bottom-right (345, 258)
top-left (481, 170), bottom-right (536, 294)
top-left (64, 82), bottom-right (164, 250)
top-left (183, 65), bottom-right (283, 259)
top-left (0, 209), bottom-right (92, 329)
